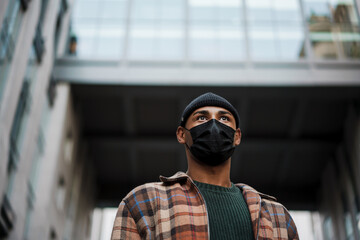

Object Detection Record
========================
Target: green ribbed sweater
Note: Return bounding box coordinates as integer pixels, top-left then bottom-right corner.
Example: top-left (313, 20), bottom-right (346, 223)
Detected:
top-left (194, 181), bottom-right (254, 240)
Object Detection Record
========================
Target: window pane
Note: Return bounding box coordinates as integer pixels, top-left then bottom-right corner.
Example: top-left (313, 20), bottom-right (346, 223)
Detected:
top-left (303, 0), bottom-right (360, 59)
top-left (129, 21), bottom-right (156, 59)
top-left (189, 0), bottom-right (244, 60)
top-left (249, 24), bottom-right (277, 60)
top-left (157, 22), bottom-right (183, 59)
top-left (278, 24), bottom-right (305, 60)
top-left (97, 26), bottom-right (124, 58)
top-left (69, 0), bottom-right (128, 58)
top-left (247, 0), bottom-right (272, 22)
top-left (161, 0), bottom-right (185, 20)
top-left (72, 24), bottom-right (97, 57)
top-left (190, 31), bottom-right (217, 59)
top-left (246, 0), bottom-right (305, 61)
top-left (273, 0), bottom-right (301, 21)
top-left (128, 0), bottom-right (184, 60)
top-left (132, 0), bottom-right (158, 20)
top-left (73, 1), bottom-right (100, 19)
top-left (101, 1), bottom-right (127, 20)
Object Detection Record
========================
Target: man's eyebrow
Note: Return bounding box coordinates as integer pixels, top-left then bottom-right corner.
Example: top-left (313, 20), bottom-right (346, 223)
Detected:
top-left (192, 110), bottom-right (209, 116)
top-left (218, 110), bottom-right (232, 115)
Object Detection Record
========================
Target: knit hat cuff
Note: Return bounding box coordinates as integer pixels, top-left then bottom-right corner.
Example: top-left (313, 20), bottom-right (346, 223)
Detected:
top-left (180, 92), bottom-right (240, 128)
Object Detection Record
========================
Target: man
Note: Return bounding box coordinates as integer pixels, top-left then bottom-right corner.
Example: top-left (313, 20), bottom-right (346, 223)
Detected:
top-left (111, 92), bottom-right (299, 240)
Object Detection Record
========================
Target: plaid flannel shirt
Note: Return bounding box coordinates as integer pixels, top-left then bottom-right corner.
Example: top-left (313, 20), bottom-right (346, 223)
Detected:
top-left (111, 172), bottom-right (299, 240)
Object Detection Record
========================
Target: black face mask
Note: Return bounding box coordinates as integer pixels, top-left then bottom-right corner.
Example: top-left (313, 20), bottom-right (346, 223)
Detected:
top-left (185, 119), bottom-right (236, 166)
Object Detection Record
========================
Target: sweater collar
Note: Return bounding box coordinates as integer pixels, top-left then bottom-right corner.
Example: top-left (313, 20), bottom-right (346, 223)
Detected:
top-left (193, 180), bottom-right (239, 193)
top-left (159, 171), bottom-right (276, 201)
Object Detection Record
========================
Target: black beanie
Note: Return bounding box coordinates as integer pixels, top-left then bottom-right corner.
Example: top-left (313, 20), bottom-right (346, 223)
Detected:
top-left (180, 92), bottom-right (240, 128)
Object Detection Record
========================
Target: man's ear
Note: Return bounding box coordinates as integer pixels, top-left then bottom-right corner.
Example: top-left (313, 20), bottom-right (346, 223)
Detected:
top-left (176, 126), bottom-right (186, 144)
top-left (234, 128), bottom-right (241, 146)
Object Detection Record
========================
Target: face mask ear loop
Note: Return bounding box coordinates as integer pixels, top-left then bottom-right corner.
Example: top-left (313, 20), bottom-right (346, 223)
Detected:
top-left (185, 143), bottom-right (191, 151)
top-left (182, 126), bottom-right (192, 150)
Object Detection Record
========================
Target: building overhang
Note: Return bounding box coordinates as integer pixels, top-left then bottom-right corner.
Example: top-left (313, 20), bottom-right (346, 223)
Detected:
top-left (66, 83), bottom-right (360, 210)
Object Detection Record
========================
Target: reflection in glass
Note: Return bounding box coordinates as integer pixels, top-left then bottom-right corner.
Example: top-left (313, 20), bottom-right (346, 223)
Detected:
top-left (303, 0), bottom-right (360, 59)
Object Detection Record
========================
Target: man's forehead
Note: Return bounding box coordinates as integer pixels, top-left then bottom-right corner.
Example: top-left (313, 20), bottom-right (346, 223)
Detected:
top-left (190, 106), bottom-right (233, 115)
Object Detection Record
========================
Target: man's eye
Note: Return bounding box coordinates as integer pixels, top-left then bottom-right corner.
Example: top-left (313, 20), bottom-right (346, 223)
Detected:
top-left (197, 116), bottom-right (207, 121)
top-left (220, 116), bottom-right (229, 121)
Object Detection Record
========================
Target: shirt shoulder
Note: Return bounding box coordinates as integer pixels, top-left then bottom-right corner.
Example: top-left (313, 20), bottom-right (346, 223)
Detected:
top-left (122, 180), bottom-right (189, 208)
top-left (235, 183), bottom-right (277, 201)
top-left (122, 182), bottom-right (167, 203)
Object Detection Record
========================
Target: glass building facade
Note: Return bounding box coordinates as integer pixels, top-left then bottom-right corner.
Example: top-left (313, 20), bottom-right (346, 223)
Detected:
top-left (68, 0), bottom-right (360, 62)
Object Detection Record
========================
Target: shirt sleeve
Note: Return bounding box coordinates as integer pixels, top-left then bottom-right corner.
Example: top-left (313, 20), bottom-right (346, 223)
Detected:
top-left (284, 208), bottom-right (299, 240)
top-left (111, 201), bottom-right (141, 240)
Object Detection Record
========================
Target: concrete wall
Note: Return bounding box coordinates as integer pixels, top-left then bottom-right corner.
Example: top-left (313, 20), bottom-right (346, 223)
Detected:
top-left (28, 83), bottom-right (95, 240)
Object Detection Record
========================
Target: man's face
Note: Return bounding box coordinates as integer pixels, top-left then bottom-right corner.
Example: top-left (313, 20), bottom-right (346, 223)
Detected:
top-left (177, 106), bottom-right (241, 147)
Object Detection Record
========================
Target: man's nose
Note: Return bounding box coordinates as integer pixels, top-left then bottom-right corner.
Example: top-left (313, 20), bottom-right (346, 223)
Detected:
top-left (209, 119), bottom-right (220, 133)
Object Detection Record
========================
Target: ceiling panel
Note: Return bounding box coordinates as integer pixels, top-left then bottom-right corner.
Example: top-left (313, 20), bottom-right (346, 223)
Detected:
top-left (90, 140), bottom-right (131, 183)
top-left (134, 97), bottom-right (179, 136)
top-left (245, 98), bottom-right (296, 137)
top-left (71, 84), bottom-right (360, 209)
top-left (302, 100), bottom-right (348, 138)
top-left (81, 97), bottom-right (126, 135)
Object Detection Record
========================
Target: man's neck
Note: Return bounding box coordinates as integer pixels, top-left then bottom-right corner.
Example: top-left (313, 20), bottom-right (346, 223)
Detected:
top-left (186, 155), bottom-right (232, 188)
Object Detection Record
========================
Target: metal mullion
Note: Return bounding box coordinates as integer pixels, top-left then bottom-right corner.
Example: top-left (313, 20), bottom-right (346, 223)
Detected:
top-left (154, 0), bottom-right (161, 59)
top-left (122, 0), bottom-right (133, 63)
top-left (241, 0), bottom-right (251, 67)
top-left (215, 4), bottom-right (219, 61)
top-left (298, 0), bottom-right (314, 67)
top-left (332, 22), bottom-right (345, 59)
top-left (184, 0), bottom-right (189, 64)
top-left (94, 1), bottom-right (104, 58)
top-left (352, 0), bottom-right (360, 29)
top-left (270, 0), bottom-right (280, 61)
